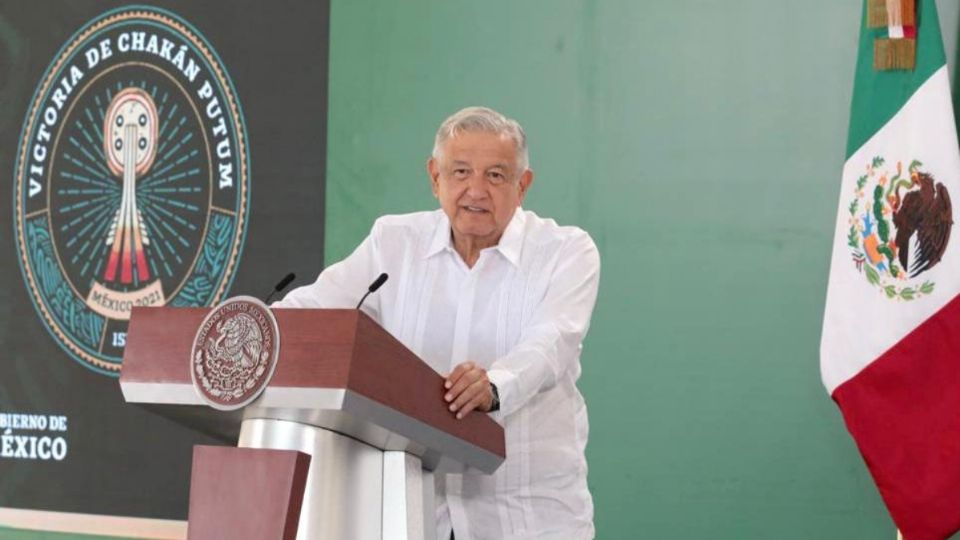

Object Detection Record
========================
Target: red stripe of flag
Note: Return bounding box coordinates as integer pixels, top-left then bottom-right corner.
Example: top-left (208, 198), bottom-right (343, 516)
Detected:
top-left (832, 293), bottom-right (960, 540)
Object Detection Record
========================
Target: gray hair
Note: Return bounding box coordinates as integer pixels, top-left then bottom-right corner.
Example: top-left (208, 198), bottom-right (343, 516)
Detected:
top-left (432, 106), bottom-right (529, 172)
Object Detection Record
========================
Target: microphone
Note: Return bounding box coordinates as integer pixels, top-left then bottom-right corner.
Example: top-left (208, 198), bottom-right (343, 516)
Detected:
top-left (356, 273), bottom-right (389, 310)
top-left (264, 272), bottom-right (296, 304)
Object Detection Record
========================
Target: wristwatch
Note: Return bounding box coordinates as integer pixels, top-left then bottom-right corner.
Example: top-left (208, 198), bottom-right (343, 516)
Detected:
top-left (489, 383), bottom-right (500, 412)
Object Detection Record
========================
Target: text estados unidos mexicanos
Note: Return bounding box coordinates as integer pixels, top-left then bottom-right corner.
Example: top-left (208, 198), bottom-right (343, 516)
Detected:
top-left (0, 412), bottom-right (68, 461)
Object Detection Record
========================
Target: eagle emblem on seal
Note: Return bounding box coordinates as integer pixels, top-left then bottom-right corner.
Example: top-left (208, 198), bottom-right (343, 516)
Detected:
top-left (207, 313), bottom-right (263, 370)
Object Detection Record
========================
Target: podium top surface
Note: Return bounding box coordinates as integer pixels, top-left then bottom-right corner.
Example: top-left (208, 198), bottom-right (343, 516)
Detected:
top-left (120, 307), bottom-right (505, 473)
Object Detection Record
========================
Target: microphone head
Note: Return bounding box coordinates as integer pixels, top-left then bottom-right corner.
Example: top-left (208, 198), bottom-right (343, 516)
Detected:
top-left (275, 272), bottom-right (296, 291)
top-left (368, 272), bottom-right (388, 293)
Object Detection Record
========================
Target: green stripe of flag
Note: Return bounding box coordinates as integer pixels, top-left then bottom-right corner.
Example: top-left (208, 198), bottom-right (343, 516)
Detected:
top-left (846, 0), bottom-right (946, 159)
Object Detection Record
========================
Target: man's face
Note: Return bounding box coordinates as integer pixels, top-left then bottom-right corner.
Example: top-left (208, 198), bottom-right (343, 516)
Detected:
top-left (428, 130), bottom-right (533, 248)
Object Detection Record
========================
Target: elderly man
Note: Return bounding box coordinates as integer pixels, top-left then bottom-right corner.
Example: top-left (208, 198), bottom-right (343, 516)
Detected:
top-left (275, 107), bottom-right (600, 540)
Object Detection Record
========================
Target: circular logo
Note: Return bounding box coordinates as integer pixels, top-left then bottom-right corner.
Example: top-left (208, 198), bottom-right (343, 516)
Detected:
top-left (191, 296), bottom-right (279, 411)
top-left (846, 156), bottom-right (953, 300)
top-left (13, 6), bottom-right (251, 376)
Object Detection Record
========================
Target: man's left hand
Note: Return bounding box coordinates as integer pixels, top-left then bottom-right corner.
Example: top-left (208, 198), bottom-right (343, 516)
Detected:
top-left (444, 361), bottom-right (492, 419)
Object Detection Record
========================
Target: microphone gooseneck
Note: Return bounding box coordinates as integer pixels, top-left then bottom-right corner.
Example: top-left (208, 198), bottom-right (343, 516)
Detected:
top-left (264, 272), bottom-right (296, 304)
top-left (356, 272), bottom-right (389, 310)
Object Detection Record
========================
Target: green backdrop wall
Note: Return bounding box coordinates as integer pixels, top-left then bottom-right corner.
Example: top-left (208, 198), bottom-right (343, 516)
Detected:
top-left (322, 1), bottom-right (960, 538)
top-left (3, 1), bottom-right (959, 539)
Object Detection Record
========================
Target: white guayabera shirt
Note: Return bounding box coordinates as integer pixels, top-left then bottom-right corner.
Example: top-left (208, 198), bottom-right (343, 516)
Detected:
top-left (275, 208), bottom-right (600, 540)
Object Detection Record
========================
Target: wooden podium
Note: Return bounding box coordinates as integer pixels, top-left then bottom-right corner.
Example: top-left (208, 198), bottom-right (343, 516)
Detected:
top-left (120, 307), bottom-right (505, 540)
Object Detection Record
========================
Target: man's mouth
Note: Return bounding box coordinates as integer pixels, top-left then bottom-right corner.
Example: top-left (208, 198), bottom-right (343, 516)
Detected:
top-left (462, 205), bottom-right (489, 213)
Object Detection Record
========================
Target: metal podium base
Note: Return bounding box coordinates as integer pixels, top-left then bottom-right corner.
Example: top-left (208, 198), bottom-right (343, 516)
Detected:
top-left (238, 418), bottom-right (436, 540)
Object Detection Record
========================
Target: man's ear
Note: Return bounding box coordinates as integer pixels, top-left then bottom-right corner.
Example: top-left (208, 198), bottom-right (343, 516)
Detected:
top-left (427, 158), bottom-right (440, 198)
top-left (518, 169), bottom-right (534, 202)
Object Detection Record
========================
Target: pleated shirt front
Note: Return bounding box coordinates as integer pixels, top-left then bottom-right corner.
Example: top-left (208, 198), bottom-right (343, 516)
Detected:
top-left (276, 208), bottom-right (600, 540)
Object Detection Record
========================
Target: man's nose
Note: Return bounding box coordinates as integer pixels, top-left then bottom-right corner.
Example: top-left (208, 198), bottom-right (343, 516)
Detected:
top-left (465, 172), bottom-right (488, 197)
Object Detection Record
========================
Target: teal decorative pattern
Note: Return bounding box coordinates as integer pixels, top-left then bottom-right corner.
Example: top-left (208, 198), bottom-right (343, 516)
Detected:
top-left (172, 213), bottom-right (234, 307)
top-left (26, 218), bottom-right (105, 353)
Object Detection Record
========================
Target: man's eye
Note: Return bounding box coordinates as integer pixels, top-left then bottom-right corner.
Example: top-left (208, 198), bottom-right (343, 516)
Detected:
top-left (453, 169), bottom-right (469, 177)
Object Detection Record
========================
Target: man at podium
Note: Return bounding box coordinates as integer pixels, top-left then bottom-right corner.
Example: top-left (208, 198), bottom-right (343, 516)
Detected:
top-left (274, 106), bottom-right (600, 540)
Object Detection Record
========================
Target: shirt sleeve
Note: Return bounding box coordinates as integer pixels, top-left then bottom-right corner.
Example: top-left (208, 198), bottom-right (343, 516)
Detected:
top-left (270, 220), bottom-right (383, 320)
top-left (486, 230), bottom-right (601, 417)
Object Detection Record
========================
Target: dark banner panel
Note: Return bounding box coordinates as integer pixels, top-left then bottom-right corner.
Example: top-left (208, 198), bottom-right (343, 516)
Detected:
top-left (0, 0), bottom-right (328, 519)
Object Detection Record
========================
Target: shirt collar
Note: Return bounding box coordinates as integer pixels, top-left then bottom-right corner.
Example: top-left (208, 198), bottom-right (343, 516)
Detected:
top-left (424, 207), bottom-right (526, 267)
top-left (494, 207), bottom-right (525, 267)
top-left (425, 210), bottom-right (453, 258)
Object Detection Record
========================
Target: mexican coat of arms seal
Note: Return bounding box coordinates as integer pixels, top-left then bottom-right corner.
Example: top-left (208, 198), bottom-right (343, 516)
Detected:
top-left (191, 296), bottom-right (279, 410)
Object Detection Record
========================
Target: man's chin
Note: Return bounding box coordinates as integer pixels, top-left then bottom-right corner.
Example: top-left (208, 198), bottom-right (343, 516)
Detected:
top-left (452, 221), bottom-right (499, 243)
top-left (454, 212), bottom-right (493, 226)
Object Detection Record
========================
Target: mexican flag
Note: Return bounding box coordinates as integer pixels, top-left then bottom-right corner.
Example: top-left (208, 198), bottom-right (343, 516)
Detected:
top-left (821, 1), bottom-right (960, 538)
